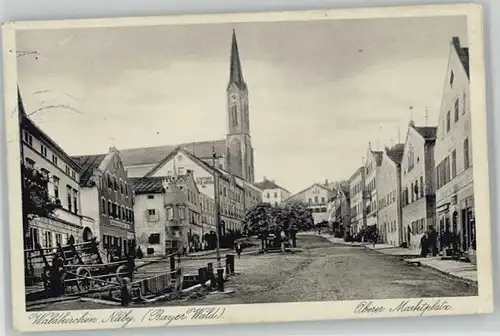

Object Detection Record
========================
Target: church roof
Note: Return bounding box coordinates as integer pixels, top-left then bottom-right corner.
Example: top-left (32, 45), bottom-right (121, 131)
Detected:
top-left (228, 29), bottom-right (247, 90)
top-left (96, 139), bottom-right (227, 167)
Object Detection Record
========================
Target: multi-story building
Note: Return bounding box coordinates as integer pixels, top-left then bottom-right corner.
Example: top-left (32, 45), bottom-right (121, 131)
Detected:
top-left (238, 178), bottom-right (262, 212)
top-left (132, 172), bottom-right (202, 255)
top-left (364, 144), bottom-right (382, 228)
top-left (401, 121), bottom-right (437, 250)
top-left (435, 36), bottom-right (474, 252)
top-left (327, 182), bottom-right (350, 234)
top-left (255, 177), bottom-right (290, 206)
top-left (144, 147), bottom-right (246, 233)
top-left (73, 147), bottom-right (136, 257)
top-left (19, 90), bottom-right (94, 249)
top-left (377, 144), bottom-right (404, 246)
top-left (131, 177), bottom-right (167, 256)
top-left (286, 183), bottom-right (335, 225)
top-left (349, 167), bottom-right (366, 234)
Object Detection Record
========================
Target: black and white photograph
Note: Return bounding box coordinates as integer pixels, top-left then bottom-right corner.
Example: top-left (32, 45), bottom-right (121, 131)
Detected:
top-left (1, 3), bottom-right (493, 332)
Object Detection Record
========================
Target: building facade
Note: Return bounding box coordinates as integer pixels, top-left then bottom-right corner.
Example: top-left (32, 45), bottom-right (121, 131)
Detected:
top-left (255, 178), bottom-right (290, 206)
top-left (364, 145), bottom-right (382, 228)
top-left (286, 183), bottom-right (335, 225)
top-left (144, 147), bottom-right (246, 233)
top-left (435, 36), bottom-right (474, 252)
top-left (349, 167), bottom-right (366, 234)
top-left (20, 91), bottom-right (94, 250)
top-left (73, 147), bottom-right (136, 256)
top-left (376, 144), bottom-right (404, 246)
top-left (401, 122), bottom-right (437, 250)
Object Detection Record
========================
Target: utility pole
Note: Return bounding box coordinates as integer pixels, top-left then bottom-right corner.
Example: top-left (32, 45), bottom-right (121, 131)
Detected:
top-left (212, 144), bottom-right (222, 270)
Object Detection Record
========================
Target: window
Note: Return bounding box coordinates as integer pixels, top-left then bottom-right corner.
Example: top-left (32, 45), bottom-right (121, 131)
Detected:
top-left (147, 195), bottom-right (154, 199)
top-left (450, 70), bottom-right (455, 88)
top-left (73, 190), bottom-right (78, 214)
top-left (107, 174), bottom-right (113, 188)
top-left (65, 165), bottom-right (70, 175)
top-left (108, 200), bottom-right (112, 216)
top-left (446, 111), bottom-right (451, 132)
top-left (23, 131), bottom-right (33, 146)
top-left (274, 192), bottom-right (278, 198)
top-left (40, 144), bottom-right (48, 157)
top-left (148, 233), bottom-right (160, 245)
top-left (314, 196), bottom-right (318, 204)
top-left (178, 206), bottom-right (185, 220)
top-left (231, 105), bottom-right (238, 127)
top-left (454, 98), bottom-right (460, 122)
top-left (112, 203), bottom-right (118, 217)
top-left (71, 170), bottom-right (76, 180)
top-left (420, 176), bottom-right (424, 197)
top-left (66, 186), bottom-right (72, 212)
top-left (52, 154), bottom-right (58, 165)
top-left (44, 230), bottom-right (53, 248)
top-left (178, 167), bottom-right (185, 175)
top-left (53, 176), bottom-right (60, 199)
top-left (410, 183), bottom-right (414, 203)
top-left (25, 158), bottom-right (35, 169)
top-left (55, 233), bottom-right (62, 246)
top-left (101, 198), bottom-right (106, 214)
top-left (308, 198), bottom-right (312, 204)
top-left (40, 168), bottom-right (49, 178)
top-left (462, 93), bottom-right (467, 114)
top-left (266, 192), bottom-right (270, 198)
top-left (321, 197), bottom-right (325, 204)
top-left (451, 149), bottom-right (457, 178)
top-left (113, 177), bottom-right (118, 191)
top-left (148, 209), bottom-right (156, 216)
top-left (464, 138), bottom-right (470, 168)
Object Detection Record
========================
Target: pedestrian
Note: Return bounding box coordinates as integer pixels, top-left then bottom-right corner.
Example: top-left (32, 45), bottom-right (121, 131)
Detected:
top-left (236, 242), bottom-right (242, 259)
top-left (428, 226), bottom-right (438, 256)
top-left (420, 233), bottom-right (429, 258)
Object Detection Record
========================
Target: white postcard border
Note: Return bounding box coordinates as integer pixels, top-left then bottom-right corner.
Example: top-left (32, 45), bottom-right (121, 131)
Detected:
top-left (1, 3), bottom-right (493, 333)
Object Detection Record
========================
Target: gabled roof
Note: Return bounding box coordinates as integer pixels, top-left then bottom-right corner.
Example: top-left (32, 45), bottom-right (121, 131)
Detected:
top-left (130, 176), bottom-right (166, 194)
top-left (348, 166), bottom-right (364, 181)
top-left (452, 36), bottom-right (469, 78)
top-left (144, 146), bottom-right (232, 184)
top-left (286, 183), bottom-right (335, 202)
top-left (413, 126), bottom-right (437, 142)
top-left (385, 143), bottom-right (405, 165)
top-left (19, 89), bottom-right (81, 172)
top-left (254, 179), bottom-right (289, 193)
top-left (97, 139), bottom-right (226, 167)
top-left (72, 154), bottom-right (107, 186)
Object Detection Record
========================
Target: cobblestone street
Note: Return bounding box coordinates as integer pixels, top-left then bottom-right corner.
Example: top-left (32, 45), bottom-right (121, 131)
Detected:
top-left (33, 235), bottom-right (477, 311)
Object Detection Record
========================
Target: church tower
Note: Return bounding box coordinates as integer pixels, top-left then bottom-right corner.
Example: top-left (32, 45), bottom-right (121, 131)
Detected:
top-left (226, 29), bottom-right (254, 182)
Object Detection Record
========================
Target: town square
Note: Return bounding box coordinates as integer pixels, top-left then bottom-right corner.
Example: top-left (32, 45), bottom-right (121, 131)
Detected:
top-left (14, 15), bottom-right (478, 311)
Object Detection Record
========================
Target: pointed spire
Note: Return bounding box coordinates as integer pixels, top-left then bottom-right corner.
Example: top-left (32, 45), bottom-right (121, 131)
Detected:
top-left (228, 29), bottom-right (246, 89)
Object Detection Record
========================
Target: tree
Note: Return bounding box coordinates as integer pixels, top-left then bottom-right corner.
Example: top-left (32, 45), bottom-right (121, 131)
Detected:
top-left (243, 203), bottom-right (272, 235)
top-left (22, 162), bottom-right (58, 249)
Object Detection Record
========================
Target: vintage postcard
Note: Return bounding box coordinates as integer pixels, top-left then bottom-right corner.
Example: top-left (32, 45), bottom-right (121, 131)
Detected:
top-left (1, 3), bottom-right (493, 333)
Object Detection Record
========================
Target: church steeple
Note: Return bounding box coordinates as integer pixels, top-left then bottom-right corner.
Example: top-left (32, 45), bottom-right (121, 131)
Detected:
top-left (228, 29), bottom-right (246, 90)
top-left (225, 29), bottom-right (254, 183)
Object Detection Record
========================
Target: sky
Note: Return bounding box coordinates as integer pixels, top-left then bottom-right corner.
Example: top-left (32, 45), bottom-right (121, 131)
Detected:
top-left (16, 15), bottom-right (468, 195)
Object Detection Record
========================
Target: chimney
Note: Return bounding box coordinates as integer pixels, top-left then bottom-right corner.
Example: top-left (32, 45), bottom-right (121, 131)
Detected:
top-left (325, 179), bottom-right (329, 186)
top-left (263, 176), bottom-right (267, 181)
top-left (408, 120), bottom-right (415, 128)
top-left (109, 146), bottom-right (118, 153)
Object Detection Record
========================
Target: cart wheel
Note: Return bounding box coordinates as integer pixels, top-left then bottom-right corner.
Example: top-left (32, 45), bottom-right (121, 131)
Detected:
top-left (75, 267), bottom-right (93, 291)
top-left (116, 265), bottom-right (127, 283)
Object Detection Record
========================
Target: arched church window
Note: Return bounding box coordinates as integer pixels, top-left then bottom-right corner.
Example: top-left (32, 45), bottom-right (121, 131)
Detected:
top-left (231, 106), bottom-right (238, 127)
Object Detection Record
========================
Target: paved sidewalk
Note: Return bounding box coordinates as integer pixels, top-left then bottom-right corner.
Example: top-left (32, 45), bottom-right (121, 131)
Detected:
top-left (319, 233), bottom-right (476, 283)
top-left (187, 248), bottom-right (230, 257)
top-left (404, 257), bottom-right (477, 283)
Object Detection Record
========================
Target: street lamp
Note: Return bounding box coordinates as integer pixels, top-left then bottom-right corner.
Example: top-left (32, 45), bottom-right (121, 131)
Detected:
top-left (212, 144), bottom-right (222, 270)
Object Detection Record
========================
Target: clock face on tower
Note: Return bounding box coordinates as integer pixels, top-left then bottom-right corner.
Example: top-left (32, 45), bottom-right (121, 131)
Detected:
top-left (230, 94), bottom-right (237, 101)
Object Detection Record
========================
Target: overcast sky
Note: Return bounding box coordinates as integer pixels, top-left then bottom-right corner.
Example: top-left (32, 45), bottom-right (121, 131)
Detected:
top-left (16, 16), bottom-right (467, 194)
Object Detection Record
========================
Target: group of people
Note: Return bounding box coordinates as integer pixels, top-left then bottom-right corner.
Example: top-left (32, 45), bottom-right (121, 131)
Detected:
top-left (420, 226), bottom-right (439, 257)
